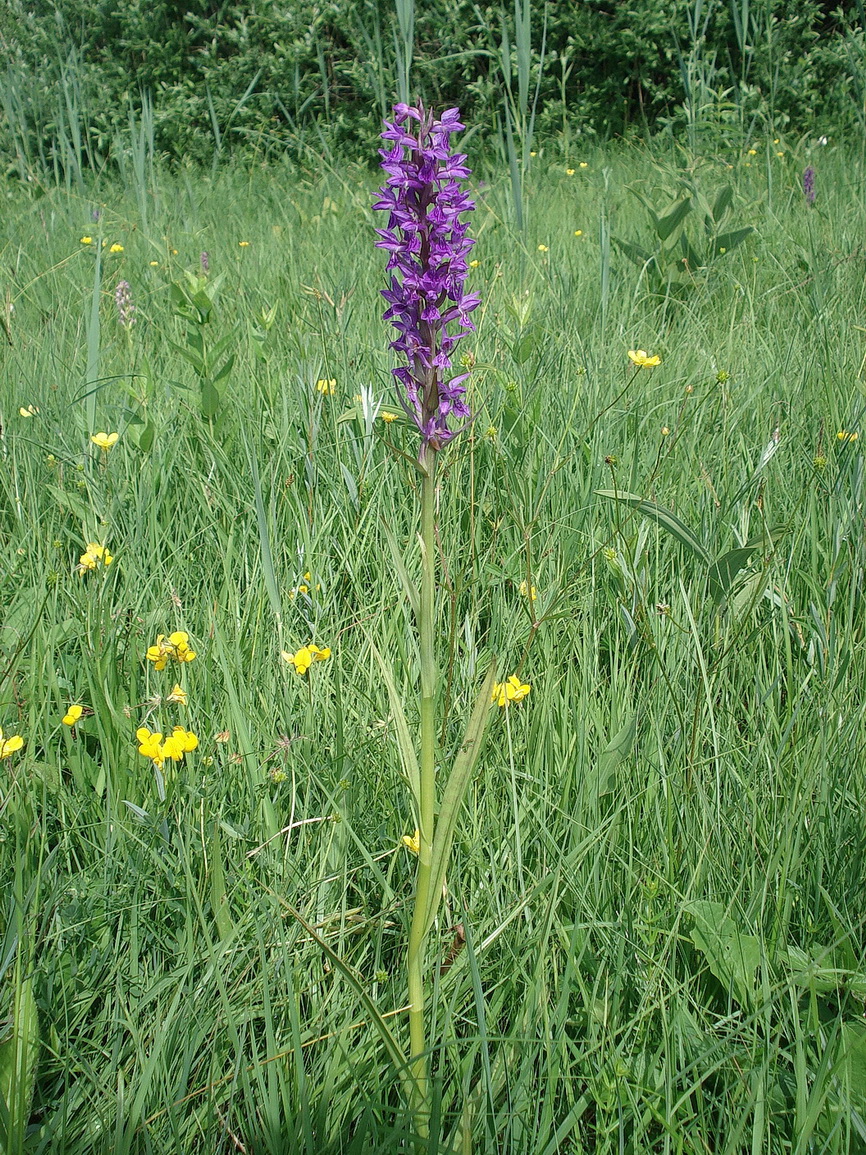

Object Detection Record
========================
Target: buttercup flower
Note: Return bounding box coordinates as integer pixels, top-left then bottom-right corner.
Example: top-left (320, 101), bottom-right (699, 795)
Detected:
top-left (0, 728), bottom-right (24, 758)
top-left (566, 168), bottom-right (575, 175)
top-left (80, 236), bottom-right (93, 245)
top-left (19, 405), bottom-right (38, 417)
top-left (402, 829), bottom-right (420, 855)
top-left (90, 432), bottom-right (119, 451)
top-left (282, 643), bottom-right (331, 675)
top-left (146, 631), bottom-right (197, 670)
top-left (77, 543), bottom-right (113, 574)
top-left (316, 379), bottom-right (336, 395)
top-left (238, 240), bottom-right (250, 247)
top-left (492, 675), bottom-right (531, 707)
top-left (373, 103), bottom-right (479, 455)
top-left (109, 243), bottom-right (124, 253)
top-left (62, 705), bottom-right (83, 726)
top-left (381, 410), bottom-right (399, 423)
top-left (837, 429), bottom-right (859, 443)
top-left (628, 349), bottom-right (661, 368)
top-left (538, 244), bottom-right (549, 252)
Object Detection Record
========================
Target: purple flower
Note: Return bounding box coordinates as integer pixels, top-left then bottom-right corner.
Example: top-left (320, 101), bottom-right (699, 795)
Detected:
top-left (201, 250), bottom-right (210, 273)
top-left (373, 103), bottom-right (479, 455)
top-left (803, 166), bottom-right (816, 204)
top-left (114, 280), bottom-right (135, 328)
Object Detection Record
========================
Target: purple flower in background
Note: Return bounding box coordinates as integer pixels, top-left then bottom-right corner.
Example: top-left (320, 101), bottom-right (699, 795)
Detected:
top-left (803, 166), bottom-right (816, 204)
top-left (373, 103), bottom-right (479, 456)
top-left (114, 280), bottom-right (135, 328)
top-left (200, 250), bottom-right (209, 273)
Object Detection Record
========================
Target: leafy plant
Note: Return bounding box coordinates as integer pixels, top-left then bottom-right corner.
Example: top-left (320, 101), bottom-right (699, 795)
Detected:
top-left (613, 181), bottom-right (753, 295)
top-left (168, 271), bottom-right (235, 418)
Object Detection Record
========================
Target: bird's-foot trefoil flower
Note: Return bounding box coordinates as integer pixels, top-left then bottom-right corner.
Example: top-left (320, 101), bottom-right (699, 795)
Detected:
top-left (62, 705), bottom-right (84, 726)
top-left (146, 631), bottom-right (197, 670)
top-left (77, 543), bottom-right (113, 574)
top-left (492, 675), bottom-right (531, 707)
top-left (282, 644), bottom-right (331, 675)
top-left (373, 103), bottom-right (479, 461)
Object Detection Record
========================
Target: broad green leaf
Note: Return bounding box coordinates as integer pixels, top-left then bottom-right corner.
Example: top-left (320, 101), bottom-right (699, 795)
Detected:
top-left (712, 184), bottom-right (734, 221)
top-left (686, 900), bottom-right (761, 1007)
top-left (595, 491), bottom-right (711, 564)
top-left (837, 1023), bottom-right (866, 1112)
top-left (423, 663), bottom-right (498, 937)
top-left (590, 713), bottom-right (636, 798)
top-left (679, 232), bottom-right (704, 270)
top-left (212, 352), bottom-right (235, 385)
top-left (200, 380), bottom-right (220, 418)
top-left (656, 196), bottom-right (692, 242)
top-left (708, 527), bottom-right (785, 604)
top-left (137, 421), bottom-right (155, 453)
top-left (368, 640), bottom-right (420, 812)
top-left (511, 331), bottom-right (537, 365)
top-left (0, 973), bottom-right (40, 1151)
top-left (612, 237), bottom-right (654, 268)
top-left (713, 227), bottom-right (754, 256)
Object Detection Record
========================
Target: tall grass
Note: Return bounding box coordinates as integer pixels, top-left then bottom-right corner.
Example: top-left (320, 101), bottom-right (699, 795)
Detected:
top-left (0, 135), bottom-right (865, 1152)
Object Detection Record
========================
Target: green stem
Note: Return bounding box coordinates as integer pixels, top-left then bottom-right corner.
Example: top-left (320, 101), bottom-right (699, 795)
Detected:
top-left (407, 454), bottom-right (437, 1140)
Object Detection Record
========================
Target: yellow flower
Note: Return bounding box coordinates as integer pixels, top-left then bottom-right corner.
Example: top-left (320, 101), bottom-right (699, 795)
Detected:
top-left (109, 243), bottom-right (124, 253)
top-left (579, 161), bottom-right (588, 168)
top-left (537, 244), bottom-right (549, 252)
top-left (62, 705), bottom-right (83, 726)
top-left (167, 683), bottom-right (188, 706)
top-left (837, 430), bottom-right (859, 443)
top-left (566, 168), bottom-right (575, 175)
top-left (19, 405), bottom-right (38, 417)
top-left (402, 829), bottom-right (420, 855)
top-left (747, 148), bottom-right (757, 156)
top-left (282, 643), bottom-right (331, 675)
top-left (77, 543), bottom-right (113, 574)
top-left (316, 379), bottom-right (336, 395)
top-left (149, 260), bottom-right (159, 267)
top-left (574, 230), bottom-right (583, 237)
top-left (238, 240), bottom-right (250, 247)
top-left (628, 349), bottom-right (661, 368)
top-left (661, 426), bottom-right (670, 437)
top-left (80, 236), bottom-right (93, 245)
top-left (146, 631), bottom-right (196, 670)
top-left (136, 726), bottom-right (165, 767)
top-left (492, 675), bottom-right (531, 708)
top-left (518, 580), bottom-right (537, 602)
top-left (0, 729), bottom-right (24, 758)
top-left (90, 432), bottom-right (119, 451)
top-left (380, 411), bottom-right (399, 423)
top-left (469, 259), bottom-right (480, 268)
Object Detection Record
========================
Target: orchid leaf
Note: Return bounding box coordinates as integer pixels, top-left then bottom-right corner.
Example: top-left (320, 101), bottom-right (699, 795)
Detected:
top-left (423, 663), bottom-right (497, 937)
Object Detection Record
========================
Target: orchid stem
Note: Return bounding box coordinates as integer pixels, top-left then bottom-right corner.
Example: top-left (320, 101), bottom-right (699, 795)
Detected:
top-left (407, 453), bottom-right (437, 1141)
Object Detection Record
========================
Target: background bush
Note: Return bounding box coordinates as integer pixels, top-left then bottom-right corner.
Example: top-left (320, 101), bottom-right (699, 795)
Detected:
top-left (1, 0), bottom-right (864, 173)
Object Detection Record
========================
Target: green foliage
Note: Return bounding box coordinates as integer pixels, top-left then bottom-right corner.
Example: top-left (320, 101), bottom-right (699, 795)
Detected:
top-left (613, 178), bottom-right (754, 296)
top-left (0, 0), bottom-right (863, 174)
top-left (0, 139), bottom-right (865, 1150)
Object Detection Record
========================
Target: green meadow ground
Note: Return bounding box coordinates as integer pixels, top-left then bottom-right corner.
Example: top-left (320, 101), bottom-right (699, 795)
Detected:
top-left (1, 137), bottom-right (865, 1153)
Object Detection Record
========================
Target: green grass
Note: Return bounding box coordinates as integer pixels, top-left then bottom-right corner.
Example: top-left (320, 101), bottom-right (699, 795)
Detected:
top-left (1, 135), bottom-right (865, 1153)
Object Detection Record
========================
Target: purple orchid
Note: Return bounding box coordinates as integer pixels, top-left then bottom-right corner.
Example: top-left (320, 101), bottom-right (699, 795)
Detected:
top-left (373, 103), bottom-right (480, 456)
top-left (803, 166), bottom-right (816, 204)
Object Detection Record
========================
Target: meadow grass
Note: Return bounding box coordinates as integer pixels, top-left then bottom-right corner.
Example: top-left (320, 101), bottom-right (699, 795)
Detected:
top-left (0, 135), bottom-right (865, 1153)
